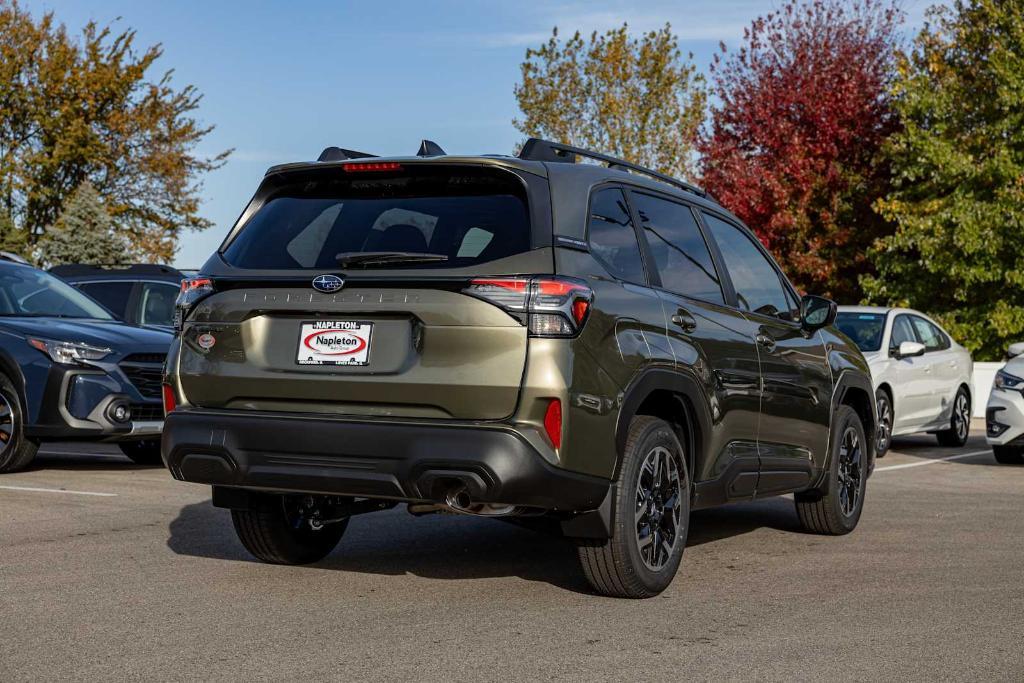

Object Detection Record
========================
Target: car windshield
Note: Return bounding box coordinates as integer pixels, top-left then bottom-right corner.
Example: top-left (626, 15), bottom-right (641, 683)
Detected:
top-left (0, 266), bottom-right (114, 320)
top-left (835, 312), bottom-right (886, 352)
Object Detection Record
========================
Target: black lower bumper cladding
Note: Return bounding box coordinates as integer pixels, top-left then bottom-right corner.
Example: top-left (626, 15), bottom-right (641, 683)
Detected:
top-left (162, 410), bottom-right (609, 511)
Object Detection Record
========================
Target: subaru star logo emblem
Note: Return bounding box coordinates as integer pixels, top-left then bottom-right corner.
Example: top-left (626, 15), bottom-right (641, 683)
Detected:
top-left (312, 274), bottom-right (344, 293)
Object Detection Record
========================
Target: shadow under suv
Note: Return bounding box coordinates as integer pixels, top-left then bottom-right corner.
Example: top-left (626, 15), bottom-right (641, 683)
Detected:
top-left (162, 139), bottom-right (876, 598)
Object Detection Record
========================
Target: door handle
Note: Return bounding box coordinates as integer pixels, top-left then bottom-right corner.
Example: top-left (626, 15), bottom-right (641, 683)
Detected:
top-left (671, 309), bottom-right (697, 332)
top-left (755, 333), bottom-right (776, 351)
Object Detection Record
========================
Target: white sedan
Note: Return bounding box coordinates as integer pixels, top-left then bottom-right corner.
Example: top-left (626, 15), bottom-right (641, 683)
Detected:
top-left (985, 342), bottom-right (1024, 465)
top-left (835, 307), bottom-right (974, 457)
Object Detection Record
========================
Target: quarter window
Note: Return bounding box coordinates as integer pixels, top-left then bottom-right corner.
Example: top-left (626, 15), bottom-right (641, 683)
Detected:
top-left (702, 212), bottom-right (792, 319)
top-left (632, 194), bottom-right (724, 305)
top-left (587, 188), bottom-right (646, 283)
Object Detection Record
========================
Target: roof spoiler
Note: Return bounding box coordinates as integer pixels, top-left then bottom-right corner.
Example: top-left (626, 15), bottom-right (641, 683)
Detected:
top-left (518, 137), bottom-right (706, 198)
top-left (316, 139), bottom-right (448, 162)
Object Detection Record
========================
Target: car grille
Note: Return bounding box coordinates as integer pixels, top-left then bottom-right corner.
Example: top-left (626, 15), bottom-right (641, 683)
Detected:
top-left (120, 355), bottom-right (166, 400)
top-left (130, 403), bottom-right (164, 421)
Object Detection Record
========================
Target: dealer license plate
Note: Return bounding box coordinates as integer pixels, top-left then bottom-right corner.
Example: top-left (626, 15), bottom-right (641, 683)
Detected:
top-left (296, 321), bottom-right (372, 366)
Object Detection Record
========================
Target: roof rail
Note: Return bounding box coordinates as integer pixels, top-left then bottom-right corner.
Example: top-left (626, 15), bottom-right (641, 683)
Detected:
top-left (48, 263), bottom-right (183, 277)
top-left (518, 138), bottom-right (706, 198)
top-left (317, 147), bottom-right (377, 162)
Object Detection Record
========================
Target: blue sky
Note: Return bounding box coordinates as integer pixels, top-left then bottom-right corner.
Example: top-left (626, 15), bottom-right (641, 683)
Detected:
top-left (30, 0), bottom-right (936, 268)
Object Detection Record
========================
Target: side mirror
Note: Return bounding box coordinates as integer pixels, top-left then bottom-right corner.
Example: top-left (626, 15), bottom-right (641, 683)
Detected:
top-left (1007, 342), bottom-right (1024, 359)
top-left (800, 295), bottom-right (837, 332)
top-left (896, 341), bottom-right (926, 359)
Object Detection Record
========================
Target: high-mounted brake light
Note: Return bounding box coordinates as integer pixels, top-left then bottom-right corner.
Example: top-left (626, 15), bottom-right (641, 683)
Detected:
top-left (342, 162), bottom-right (402, 172)
top-left (463, 276), bottom-right (592, 337)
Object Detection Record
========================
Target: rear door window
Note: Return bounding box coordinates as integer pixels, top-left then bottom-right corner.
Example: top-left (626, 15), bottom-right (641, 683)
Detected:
top-left (586, 188), bottom-right (646, 283)
top-left (632, 193), bottom-right (724, 304)
top-left (138, 282), bottom-right (179, 327)
top-left (76, 281), bottom-right (134, 319)
top-left (223, 166), bottom-right (531, 269)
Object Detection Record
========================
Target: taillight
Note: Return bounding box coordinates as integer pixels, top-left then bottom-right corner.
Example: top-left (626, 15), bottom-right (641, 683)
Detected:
top-left (463, 276), bottom-right (592, 337)
top-left (174, 277), bottom-right (214, 331)
top-left (162, 383), bottom-right (177, 415)
top-left (543, 398), bottom-right (562, 449)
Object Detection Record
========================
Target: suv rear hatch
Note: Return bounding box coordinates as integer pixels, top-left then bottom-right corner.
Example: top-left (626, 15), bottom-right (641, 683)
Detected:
top-left (177, 162), bottom-right (552, 421)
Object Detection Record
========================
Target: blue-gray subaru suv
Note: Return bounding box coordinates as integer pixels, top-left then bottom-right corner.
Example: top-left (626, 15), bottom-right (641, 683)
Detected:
top-left (0, 259), bottom-right (172, 471)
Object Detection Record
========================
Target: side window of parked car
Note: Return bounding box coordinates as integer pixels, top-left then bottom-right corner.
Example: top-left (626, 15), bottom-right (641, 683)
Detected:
top-left (76, 281), bottom-right (133, 319)
top-left (632, 193), bottom-right (725, 305)
top-left (138, 282), bottom-right (180, 327)
top-left (910, 316), bottom-right (949, 351)
top-left (890, 315), bottom-right (917, 351)
top-left (701, 212), bottom-right (794, 320)
top-left (587, 188), bottom-right (646, 284)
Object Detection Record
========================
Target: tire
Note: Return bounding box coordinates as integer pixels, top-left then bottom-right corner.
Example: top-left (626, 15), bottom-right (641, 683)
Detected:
top-left (231, 494), bottom-right (348, 564)
top-left (875, 388), bottom-right (892, 458)
top-left (992, 445), bottom-right (1024, 465)
top-left (0, 373), bottom-right (39, 473)
top-left (119, 439), bottom-right (163, 466)
top-left (795, 405), bottom-right (867, 535)
top-left (936, 387), bottom-right (971, 447)
top-left (576, 416), bottom-right (690, 599)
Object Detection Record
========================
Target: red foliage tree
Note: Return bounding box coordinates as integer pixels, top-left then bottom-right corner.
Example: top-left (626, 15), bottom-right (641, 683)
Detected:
top-left (699, 0), bottom-right (901, 301)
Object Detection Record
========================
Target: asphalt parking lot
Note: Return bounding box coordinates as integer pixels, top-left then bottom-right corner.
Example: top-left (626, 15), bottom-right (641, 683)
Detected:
top-left (1, 419), bottom-right (1021, 681)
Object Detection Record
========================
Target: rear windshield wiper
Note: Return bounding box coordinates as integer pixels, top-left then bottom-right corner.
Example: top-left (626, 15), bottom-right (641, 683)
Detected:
top-left (334, 251), bottom-right (450, 268)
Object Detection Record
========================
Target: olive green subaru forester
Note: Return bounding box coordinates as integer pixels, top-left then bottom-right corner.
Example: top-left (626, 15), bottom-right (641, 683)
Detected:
top-left (163, 139), bottom-right (876, 598)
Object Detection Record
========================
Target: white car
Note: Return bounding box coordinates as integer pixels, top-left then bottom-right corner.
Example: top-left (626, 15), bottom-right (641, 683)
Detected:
top-left (835, 307), bottom-right (974, 457)
top-left (985, 342), bottom-right (1024, 465)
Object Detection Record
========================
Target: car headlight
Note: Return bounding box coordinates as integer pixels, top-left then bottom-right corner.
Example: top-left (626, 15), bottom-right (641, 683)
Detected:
top-left (28, 338), bottom-right (112, 365)
top-left (993, 369), bottom-right (1024, 392)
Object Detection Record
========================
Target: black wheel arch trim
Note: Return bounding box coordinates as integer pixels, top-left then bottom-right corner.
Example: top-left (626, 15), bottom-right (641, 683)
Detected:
top-left (614, 367), bottom-right (713, 483)
top-left (820, 368), bottom-right (877, 489)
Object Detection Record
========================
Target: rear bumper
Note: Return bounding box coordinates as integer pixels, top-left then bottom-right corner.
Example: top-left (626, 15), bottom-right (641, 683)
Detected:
top-left (162, 409), bottom-right (609, 511)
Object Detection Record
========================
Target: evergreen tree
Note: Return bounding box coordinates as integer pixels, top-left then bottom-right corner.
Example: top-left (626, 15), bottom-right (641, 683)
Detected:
top-left (37, 181), bottom-right (129, 267)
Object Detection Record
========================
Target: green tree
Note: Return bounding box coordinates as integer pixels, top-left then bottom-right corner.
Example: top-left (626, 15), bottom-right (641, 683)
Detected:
top-left (0, 208), bottom-right (29, 254)
top-left (514, 25), bottom-right (705, 180)
top-left (0, 0), bottom-right (230, 262)
top-left (36, 181), bottom-right (128, 268)
top-left (865, 0), bottom-right (1024, 360)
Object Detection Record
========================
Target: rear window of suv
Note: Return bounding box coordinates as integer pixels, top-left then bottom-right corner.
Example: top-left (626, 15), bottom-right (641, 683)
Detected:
top-left (223, 166), bottom-right (531, 269)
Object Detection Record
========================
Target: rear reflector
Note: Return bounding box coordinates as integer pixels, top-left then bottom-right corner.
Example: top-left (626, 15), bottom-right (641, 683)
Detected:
top-left (162, 383), bottom-right (177, 415)
top-left (342, 162), bottom-right (402, 172)
top-left (544, 398), bottom-right (562, 449)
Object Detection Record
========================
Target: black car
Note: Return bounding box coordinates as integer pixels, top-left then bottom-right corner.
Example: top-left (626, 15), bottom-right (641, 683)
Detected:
top-left (162, 139), bottom-right (876, 598)
top-left (50, 264), bottom-right (184, 330)
top-left (0, 260), bottom-right (172, 471)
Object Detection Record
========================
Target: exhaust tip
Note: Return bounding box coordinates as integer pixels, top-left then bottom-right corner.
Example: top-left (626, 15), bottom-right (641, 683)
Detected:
top-left (445, 487), bottom-right (473, 510)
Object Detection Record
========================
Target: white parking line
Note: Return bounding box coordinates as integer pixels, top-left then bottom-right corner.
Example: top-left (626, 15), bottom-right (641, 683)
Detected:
top-left (875, 450), bottom-right (992, 472)
top-left (0, 484), bottom-right (117, 497)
